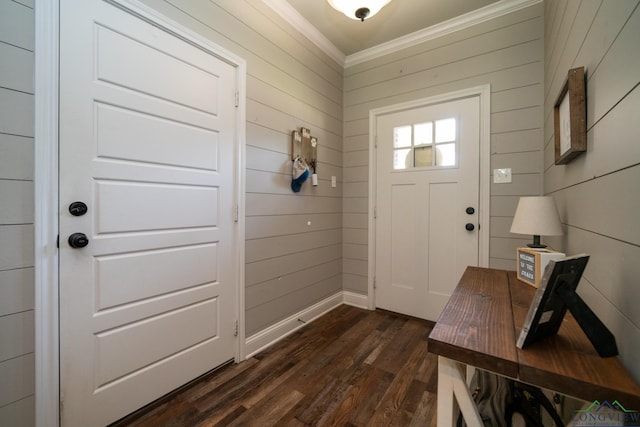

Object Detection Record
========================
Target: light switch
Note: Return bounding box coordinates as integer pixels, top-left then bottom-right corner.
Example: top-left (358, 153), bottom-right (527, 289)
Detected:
top-left (494, 168), bottom-right (512, 183)
top-left (331, 176), bottom-right (337, 188)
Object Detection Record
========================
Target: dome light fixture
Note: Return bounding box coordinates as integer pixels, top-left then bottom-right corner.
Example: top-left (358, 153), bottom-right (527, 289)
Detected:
top-left (327, 0), bottom-right (393, 22)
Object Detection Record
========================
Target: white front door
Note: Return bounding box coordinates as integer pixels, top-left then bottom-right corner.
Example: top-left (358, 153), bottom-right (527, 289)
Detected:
top-left (375, 96), bottom-right (480, 321)
top-left (59, 1), bottom-right (240, 425)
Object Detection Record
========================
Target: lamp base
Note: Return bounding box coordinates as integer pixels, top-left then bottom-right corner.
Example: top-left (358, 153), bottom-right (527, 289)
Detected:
top-left (526, 243), bottom-right (548, 249)
top-left (526, 235), bottom-right (547, 249)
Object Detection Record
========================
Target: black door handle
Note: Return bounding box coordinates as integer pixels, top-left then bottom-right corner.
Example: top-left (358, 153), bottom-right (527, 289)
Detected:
top-left (69, 201), bottom-right (88, 216)
top-left (68, 233), bottom-right (89, 248)
top-left (465, 223), bottom-right (475, 231)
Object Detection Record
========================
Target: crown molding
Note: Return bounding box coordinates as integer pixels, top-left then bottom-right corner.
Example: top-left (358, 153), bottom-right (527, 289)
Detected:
top-left (345, 0), bottom-right (541, 67)
top-left (263, 0), bottom-right (540, 69)
top-left (261, 0), bottom-right (346, 66)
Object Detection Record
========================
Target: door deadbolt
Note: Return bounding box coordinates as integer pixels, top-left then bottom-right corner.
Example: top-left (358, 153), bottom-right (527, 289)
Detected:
top-left (68, 233), bottom-right (89, 248)
top-left (69, 201), bottom-right (88, 216)
top-left (466, 207), bottom-right (475, 215)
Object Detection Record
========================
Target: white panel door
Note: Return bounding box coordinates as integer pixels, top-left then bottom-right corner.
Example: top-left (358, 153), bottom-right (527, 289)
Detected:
top-left (59, 1), bottom-right (239, 425)
top-left (375, 96), bottom-right (480, 321)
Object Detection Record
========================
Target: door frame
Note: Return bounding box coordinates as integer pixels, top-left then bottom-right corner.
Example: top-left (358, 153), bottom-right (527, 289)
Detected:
top-left (34, 0), bottom-right (247, 424)
top-left (367, 86), bottom-right (491, 310)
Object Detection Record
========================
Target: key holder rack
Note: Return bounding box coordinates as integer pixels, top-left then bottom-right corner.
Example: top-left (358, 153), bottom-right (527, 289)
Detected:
top-left (291, 127), bottom-right (317, 173)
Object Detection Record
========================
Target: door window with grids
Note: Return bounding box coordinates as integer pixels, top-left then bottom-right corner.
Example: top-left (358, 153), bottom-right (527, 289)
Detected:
top-left (392, 118), bottom-right (457, 169)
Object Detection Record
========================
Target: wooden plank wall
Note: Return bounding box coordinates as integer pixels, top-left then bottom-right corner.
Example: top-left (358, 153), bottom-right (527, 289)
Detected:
top-left (543, 0), bottom-right (640, 382)
top-left (342, 3), bottom-right (545, 295)
top-left (0, 0), bottom-right (36, 425)
top-left (138, 0), bottom-right (344, 336)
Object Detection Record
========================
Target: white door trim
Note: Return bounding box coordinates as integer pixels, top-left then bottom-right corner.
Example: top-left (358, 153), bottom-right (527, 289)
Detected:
top-left (34, 1), bottom-right (246, 425)
top-left (35, 1), bottom-right (60, 425)
top-left (367, 86), bottom-right (491, 310)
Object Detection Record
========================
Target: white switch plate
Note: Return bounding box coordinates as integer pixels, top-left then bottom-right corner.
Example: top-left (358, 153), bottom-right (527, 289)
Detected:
top-left (331, 176), bottom-right (336, 188)
top-left (494, 168), bottom-right (512, 183)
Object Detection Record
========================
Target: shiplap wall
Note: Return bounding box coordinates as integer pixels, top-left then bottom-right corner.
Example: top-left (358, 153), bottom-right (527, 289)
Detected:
top-left (136, 0), bottom-right (344, 336)
top-left (543, 0), bottom-right (640, 382)
top-left (342, 3), bottom-right (545, 295)
top-left (0, 0), bottom-right (36, 425)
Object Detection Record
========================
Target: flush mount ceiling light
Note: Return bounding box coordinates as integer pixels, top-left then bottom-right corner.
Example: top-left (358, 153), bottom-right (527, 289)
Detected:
top-left (327, 0), bottom-right (393, 22)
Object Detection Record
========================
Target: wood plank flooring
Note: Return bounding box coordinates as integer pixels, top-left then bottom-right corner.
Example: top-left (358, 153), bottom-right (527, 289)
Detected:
top-left (111, 305), bottom-right (439, 426)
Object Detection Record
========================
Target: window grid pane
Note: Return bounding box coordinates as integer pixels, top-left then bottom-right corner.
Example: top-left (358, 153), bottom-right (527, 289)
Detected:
top-left (414, 146), bottom-right (433, 167)
top-left (414, 122), bottom-right (433, 146)
top-left (435, 118), bottom-right (456, 143)
top-left (391, 117), bottom-right (457, 170)
top-left (393, 148), bottom-right (411, 169)
top-left (394, 126), bottom-right (412, 148)
top-left (435, 143), bottom-right (456, 166)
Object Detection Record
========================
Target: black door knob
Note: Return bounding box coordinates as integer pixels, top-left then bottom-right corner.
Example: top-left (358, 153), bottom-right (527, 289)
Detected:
top-left (465, 223), bottom-right (475, 231)
top-left (69, 201), bottom-right (88, 216)
top-left (466, 207), bottom-right (475, 215)
top-left (68, 233), bottom-right (89, 248)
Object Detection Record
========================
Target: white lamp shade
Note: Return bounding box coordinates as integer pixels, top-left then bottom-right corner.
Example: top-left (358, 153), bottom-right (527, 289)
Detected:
top-left (327, 0), bottom-right (392, 20)
top-left (510, 196), bottom-right (563, 236)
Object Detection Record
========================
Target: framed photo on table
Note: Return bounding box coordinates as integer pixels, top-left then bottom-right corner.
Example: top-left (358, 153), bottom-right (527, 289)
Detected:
top-left (517, 254), bottom-right (589, 349)
top-left (516, 253), bottom-right (619, 357)
top-left (554, 67), bottom-right (587, 165)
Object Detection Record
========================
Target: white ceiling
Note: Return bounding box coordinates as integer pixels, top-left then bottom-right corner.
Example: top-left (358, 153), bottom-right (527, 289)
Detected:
top-left (262, 0), bottom-right (542, 67)
top-left (286, 0), bottom-right (499, 55)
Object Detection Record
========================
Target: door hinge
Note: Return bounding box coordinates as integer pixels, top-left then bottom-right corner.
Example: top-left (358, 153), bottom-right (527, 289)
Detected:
top-left (374, 135), bottom-right (378, 149)
top-left (373, 277), bottom-right (377, 289)
top-left (234, 204), bottom-right (239, 222)
top-left (56, 235), bottom-right (59, 248)
top-left (373, 207), bottom-right (377, 219)
top-left (235, 91), bottom-right (239, 108)
top-left (234, 320), bottom-right (239, 337)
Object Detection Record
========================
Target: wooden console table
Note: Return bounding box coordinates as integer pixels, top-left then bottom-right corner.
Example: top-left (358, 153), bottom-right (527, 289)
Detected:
top-left (428, 266), bottom-right (640, 427)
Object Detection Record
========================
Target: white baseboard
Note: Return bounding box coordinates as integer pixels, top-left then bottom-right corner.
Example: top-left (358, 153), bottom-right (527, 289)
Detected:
top-left (342, 291), bottom-right (369, 309)
top-left (244, 291), bottom-right (370, 359)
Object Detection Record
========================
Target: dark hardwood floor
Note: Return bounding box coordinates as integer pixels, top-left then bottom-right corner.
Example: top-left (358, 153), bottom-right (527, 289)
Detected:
top-left (113, 305), bottom-right (439, 426)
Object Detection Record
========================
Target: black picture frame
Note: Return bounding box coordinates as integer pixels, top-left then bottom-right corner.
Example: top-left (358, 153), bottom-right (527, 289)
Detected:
top-left (554, 67), bottom-right (587, 165)
top-left (516, 253), bottom-right (618, 357)
top-left (517, 254), bottom-right (588, 349)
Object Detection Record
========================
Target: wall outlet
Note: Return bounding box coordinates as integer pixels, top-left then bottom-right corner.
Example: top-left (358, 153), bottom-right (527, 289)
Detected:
top-left (494, 168), bottom-right (512, 183)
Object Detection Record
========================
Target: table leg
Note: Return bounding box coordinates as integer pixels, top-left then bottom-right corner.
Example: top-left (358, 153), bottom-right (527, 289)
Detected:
top-left (437, 356), bottom-right (483, 427)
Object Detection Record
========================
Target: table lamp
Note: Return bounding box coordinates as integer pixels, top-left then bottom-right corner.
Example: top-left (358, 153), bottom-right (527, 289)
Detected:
top-left (510, 196), bottom-right (563, 248)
